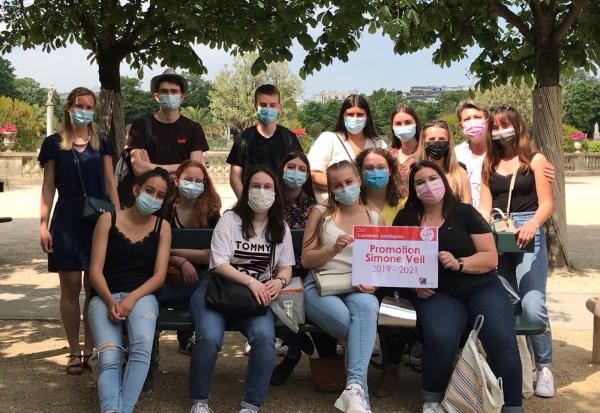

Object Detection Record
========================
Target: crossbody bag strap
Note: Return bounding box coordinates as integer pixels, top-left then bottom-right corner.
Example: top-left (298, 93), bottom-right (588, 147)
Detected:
top-left (506, 169), bottom-right (518, 216)
top-left (71, 148), bottom-right (87, 198)
top-left (335, 133), bottom-right (354, 161)
top-left (269, 243), bottom-right (277, 278)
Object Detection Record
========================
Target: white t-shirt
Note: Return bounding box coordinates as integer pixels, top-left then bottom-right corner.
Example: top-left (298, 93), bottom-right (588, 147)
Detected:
top-left (307, 131), bottom-right (388, 172)
top-left (210, 211), bottom-right (296, 282)
top-left (454, 141), bottom-right (485, 210)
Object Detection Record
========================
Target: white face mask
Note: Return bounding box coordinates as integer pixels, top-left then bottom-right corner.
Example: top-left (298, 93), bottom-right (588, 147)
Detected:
top-left (492, 128), bottom-right (515, 144)
top-left (248, 188), bottom-right (276, 213)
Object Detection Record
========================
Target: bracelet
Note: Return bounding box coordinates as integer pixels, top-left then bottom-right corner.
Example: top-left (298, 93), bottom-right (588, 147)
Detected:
top-left (326, 248), bottom-right (335, 257)
top-left (530, 220), bottom-right (540, 229)
top-left (278, 277), bottom-right (286, 288)
top-left (246, 278), bottom-right (255, 287)
top-left (179, 259), bottom-right (189, 267)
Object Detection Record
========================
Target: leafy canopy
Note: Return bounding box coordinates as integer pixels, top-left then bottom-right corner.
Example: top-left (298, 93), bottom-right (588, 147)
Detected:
top-left (563, 79), bottom-right (600, 133)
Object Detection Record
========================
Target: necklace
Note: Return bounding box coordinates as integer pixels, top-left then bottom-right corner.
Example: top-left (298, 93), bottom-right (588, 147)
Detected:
top-left (73, 136), bottom-right (90, 147)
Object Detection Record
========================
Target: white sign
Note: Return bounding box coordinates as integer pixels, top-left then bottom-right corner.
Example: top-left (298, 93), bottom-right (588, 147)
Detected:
top-left (352, 226), bottom-right (439, 288)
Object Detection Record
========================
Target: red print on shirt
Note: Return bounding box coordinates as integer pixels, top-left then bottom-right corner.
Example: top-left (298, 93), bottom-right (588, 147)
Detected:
top-left (177, 138), bottom-right (186, 144)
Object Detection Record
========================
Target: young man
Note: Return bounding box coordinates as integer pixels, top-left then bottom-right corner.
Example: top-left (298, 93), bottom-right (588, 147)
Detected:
top-left (227, 84), bottom-right (302, 199)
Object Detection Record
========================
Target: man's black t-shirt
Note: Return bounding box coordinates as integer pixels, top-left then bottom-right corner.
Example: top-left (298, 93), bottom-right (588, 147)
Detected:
top-left (392, 202), bottom-right (494, 290)
top-left (226, 126), bottom-right (302, 179)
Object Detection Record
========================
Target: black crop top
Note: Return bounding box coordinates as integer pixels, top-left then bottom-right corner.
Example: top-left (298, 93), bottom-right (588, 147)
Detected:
top-left (489, 154), bottom-right (539, 213)
top-left (90, 211), bottom-right (163, 298)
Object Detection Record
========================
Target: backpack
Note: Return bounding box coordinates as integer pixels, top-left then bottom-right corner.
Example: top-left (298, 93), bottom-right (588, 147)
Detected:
top-left (239, 125), bottom-right (298, 179)
top-left (115, 116), bottom-right (153, 208)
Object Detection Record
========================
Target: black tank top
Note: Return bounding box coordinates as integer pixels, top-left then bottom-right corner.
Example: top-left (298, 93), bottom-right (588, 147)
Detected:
top-left (90, 211), bottom-right (163, 298)
top-left (489, 154), bottom-right (539, 213)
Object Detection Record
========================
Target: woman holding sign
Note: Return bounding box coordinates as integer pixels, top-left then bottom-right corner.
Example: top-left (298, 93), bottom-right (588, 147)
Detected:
top-left (393, 161), bottom-right (522, 413)
top-left (302, 160), bottom-right (384, 413)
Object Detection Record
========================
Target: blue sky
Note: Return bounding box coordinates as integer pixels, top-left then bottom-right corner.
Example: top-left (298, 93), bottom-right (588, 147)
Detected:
top-left (6, 31), bottom-right (478, 99)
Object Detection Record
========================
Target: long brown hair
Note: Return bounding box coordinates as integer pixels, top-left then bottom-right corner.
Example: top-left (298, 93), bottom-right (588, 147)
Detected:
top-left (390, 104), bottom-right (422, 149)
top-left (171, 160), bottom-right (222, 228)
top-left (333, 94), bottom-right (379, 140)
top-left (482, 106), bottom-right (537, 183)
top-left (59, 87), bottom-right (100, 151)
top-left (277, 151), bottom-right (316, 200)
top-left (354, 147), bottom-right (402, 206)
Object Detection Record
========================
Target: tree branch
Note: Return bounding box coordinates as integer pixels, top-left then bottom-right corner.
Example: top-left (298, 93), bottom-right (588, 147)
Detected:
top-left (76, 10), bottom-right (99, 53)
top-left (489, 0), bottom-right (534, 44)
top-left (121, 1), bottom-right (156, 51)
top-left (553, 0), bottom-right (590, 43)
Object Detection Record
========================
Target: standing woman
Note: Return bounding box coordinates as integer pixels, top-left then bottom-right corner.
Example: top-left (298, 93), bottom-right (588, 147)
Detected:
top-left (415, 120), bottom-right (471, 204)
top-left (38, 87), bottom-right (119, 374)
top-left (307, 94), bottom-right (387, 203)
top-left (188, 166), bottom-right (295, 413)
top-left (88, 167), bottom-right (171, 413)
top-left (302, 160), bottom-right (384, 413)
top-left (478, 105), bottom-right (555, 398)
top-left (389, 104), bottom-right (422, 199)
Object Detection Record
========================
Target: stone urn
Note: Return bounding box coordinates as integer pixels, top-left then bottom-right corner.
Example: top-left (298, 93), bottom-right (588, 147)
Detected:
top-left (573, 138), bottom-right (583, 153)
top-left (2, 132), bottom-right (16, 152)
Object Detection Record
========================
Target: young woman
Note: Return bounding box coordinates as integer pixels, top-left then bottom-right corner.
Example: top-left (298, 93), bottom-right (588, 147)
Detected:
top-left (478, 105), bottom-right (555, 398)
top-left (158, 159), bottom-right (222, 354)
top-left (389, 104), bottom-right (422, 199)
top-left (88, 167), bottom-right (171, 413)
top-left (188, 166), bottom-right (295, 413)
top-left (415, 120), bottom-right (471, 204)
top-left (38, 87), bottom-right (119, 374)
top-left (394, 161), bottom-right (522, 413)
top-left (301, 160), bottom-right (384, 413)
top-left (307, 94), bottom-right (387, 203)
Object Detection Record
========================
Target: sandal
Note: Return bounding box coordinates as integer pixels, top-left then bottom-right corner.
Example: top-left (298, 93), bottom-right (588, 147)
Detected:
top-left (66, 354), bottom-right (83, 375)
top-left (82, 353), bottom-right (93, 372)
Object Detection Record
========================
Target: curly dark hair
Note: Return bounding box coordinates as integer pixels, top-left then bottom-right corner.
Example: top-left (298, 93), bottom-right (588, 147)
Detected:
top-left (354, 147), bottom-right (402, 207)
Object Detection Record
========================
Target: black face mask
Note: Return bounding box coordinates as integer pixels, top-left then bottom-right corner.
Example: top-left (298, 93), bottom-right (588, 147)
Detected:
top-left (425, 141), bottom-right (450, 160)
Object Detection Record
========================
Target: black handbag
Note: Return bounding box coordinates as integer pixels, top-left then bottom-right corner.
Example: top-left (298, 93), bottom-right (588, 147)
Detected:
top-left (72, 148), bottom-right (115, 222)
top-left (205, 244), bottom-right (275, 317)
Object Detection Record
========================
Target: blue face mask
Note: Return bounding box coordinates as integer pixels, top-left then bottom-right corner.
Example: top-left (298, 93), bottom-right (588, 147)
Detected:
top-left (363, 170), bottom-right (389, 191)
top-left (393, 125), bottom-right (416, 142)
top-left (178, 180), bottom-right (204, 200)
top-left (135, 192), bottom-right (163, 215)
top-left (158, 94), bottom-right (181, 111)
top-left (333, 184), bottom-right (361, 205)
top-left (282, 170), bottom-right (307, 189)
top-left (344, 117), bottom-right (366, 134)
top-left (71, 109), bottom-right (94, 127)
top-left (257, 107), bottom-right (278, 124)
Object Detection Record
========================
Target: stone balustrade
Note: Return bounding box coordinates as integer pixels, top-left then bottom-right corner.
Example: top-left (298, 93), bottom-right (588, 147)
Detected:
top-left (204, 151), bottom-right (231, 184)
top-left (564, 153), bottom-right (600, 172)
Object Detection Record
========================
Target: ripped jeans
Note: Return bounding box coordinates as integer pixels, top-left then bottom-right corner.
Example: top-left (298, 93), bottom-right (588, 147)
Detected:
top-left (88, 293), bottom-right (158, 413)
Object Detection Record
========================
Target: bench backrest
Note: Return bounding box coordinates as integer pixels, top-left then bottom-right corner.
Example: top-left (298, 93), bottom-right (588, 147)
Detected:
top-left (171, 228), bottom-right (305, 251)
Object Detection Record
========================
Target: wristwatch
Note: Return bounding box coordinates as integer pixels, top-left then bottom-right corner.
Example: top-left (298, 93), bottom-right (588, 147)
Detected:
top-left (457, 258), bottom-right (464, 272)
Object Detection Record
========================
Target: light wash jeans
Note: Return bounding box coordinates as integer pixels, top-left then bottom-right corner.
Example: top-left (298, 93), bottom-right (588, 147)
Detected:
top-left (189, 277), bottom-right (276, 411)
top-left (303, 273), bottom-right (379, 407)
top-left (88, 293), bottom-right (158, 413)
top-left (497, 211), bottom-right (553, 368)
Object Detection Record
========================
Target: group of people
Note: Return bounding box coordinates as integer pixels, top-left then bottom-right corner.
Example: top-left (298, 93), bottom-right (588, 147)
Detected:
top-left (38, 68), bottom-right (555, 413)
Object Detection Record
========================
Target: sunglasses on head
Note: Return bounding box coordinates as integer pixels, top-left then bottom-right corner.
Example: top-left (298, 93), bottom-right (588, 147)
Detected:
top-left (423, 120), bottom-right (448, 128)
top-left (490, 104), bottom-right (512, 112)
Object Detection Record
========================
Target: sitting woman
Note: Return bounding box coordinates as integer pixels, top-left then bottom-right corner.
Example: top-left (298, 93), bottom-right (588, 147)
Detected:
top-left (188, 166), bottom-right (295, 413)
top-left (301, 160), bottom-right (383, 413)
top-left (393, 160), bottom-right (522, 413)
top-left (88, 167), bottom-right (171, 413)
top-left (158, 159), bottom-right (222, 354)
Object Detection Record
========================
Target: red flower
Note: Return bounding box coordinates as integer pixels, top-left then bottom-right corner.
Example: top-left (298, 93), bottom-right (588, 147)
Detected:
top-left (571, 132), bottom-right (585, 140)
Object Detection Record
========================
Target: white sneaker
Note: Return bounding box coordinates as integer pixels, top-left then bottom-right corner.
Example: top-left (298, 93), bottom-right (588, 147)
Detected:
top-left (337, 343), bottom-right (345, 355)
top-left (334, 384), bottom-right (370, 413)
top-left (243, 340), bottom-right (251, 356)
top-left (276, 338), bottom-right (288, 357)
top-left (190, 403), bottom-right (213, 413)
top-left (423, 402), bottom-right (444, 413)
top-left (239, 409), bottom-right (258, 413)
top-left (372, 344), bottom-right (381, 357)
top-left (534, 367), bottom-right (555, 397)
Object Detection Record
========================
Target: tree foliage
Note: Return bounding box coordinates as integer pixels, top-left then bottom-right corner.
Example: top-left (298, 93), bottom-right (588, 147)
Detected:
top-left (0, 57), bottom-right (17, 99)
top-left (180, 71), bottom-right (211, 109)
top-left (476, 82), bottom-right (534, 131)
top-left (119, 76), bottom-right (156, 126)
top-left (209, 54), bottom-right (303, 131)
top-left (0, 97), bottom-right (40, 152)
top-left (179, 106), bottom-right (224, 139)
top-left (563, 80), bottom-right (600, 133)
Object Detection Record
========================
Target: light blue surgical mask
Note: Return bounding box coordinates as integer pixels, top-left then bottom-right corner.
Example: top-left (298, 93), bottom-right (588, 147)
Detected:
top-left (158, 94), bottom-right (181, 111)
top-left (344, 117), bottom-right (366, 134)
top-left (71, 109), bottom-right (94, 127)
top-left (135, 192), bottom-right (163, 215)
top-left (257, 107), bottom-right (278, 124)
top-left (282, 170), bottom-right (307, 189)
top-left (178, 180), bottom-right (204, 200)
top-left (333, 184), bottom-right (361, 205)
top-left (363, 170), bottom-right (389, 191)
top-left (393, 125), bottom-right (416, 142)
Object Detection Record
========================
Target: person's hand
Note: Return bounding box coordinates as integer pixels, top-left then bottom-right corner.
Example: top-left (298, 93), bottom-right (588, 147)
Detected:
top-left (108, 299), bottom-right (124, 323)
top-left (139, 149), bottom-right (150, 163)
top-left (333, 235), bottom-right (354, 254)
top-left (438, 251), bottom-right (459, 271)
top-left (40, 229), bottom-right (53, 253)
top-left (543, 163), bottom-right (555, 184)
top-left (514, 221), bottom-right (537, 249)
top-left (265, 279), bottom-right (283, 300)
top-left (181, 260), bottom-right (199, 284)
top-left (416, 288), bottom-right (436, 299)
top-left (117, 295), bottom-right (136, 318)
top-left (356, 284), bottom-right (378, 294)
top-left (247, 279), bottom-right (271, 305)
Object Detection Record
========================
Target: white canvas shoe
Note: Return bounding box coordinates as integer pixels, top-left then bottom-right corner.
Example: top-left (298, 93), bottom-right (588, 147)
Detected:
top-left (334, 384), bottom-right (370, 413)
top-left (190, 403), bottom-right (213, 413)
top-left (423, 402), bottom-right (444, 413)
top-left (534, 367), bottom-right (555, 397)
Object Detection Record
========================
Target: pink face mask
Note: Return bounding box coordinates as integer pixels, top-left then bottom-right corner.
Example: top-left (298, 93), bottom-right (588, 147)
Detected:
top-left (416, 179), bottom-right (446, 204)
top-left (462, 119), bottom-right (487, 141)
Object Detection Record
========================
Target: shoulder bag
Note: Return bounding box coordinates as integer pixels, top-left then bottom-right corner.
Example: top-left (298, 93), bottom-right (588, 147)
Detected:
top-left (72, 148), bottom-right (115, 222)
top-left (271, 277), bottom-right (304, 333)
top-left (491, 170), bottom-right (517, 232)
top-left (313, 268), bottom-right (356, 296)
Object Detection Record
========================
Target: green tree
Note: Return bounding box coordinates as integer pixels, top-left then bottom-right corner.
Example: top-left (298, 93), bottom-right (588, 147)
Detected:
top-left (563, 80), bottom-right (600, 133)
top-left (561, 68), bottom-right (598, 87)
top-left (439, 114), bottom-right (464, 146)
top-left (436, 91), bottom-right (469, 117)
top-left (371, 93), bottom-right (405, 134)
top-left (209, 53), bottom-right (303, 131)
top-left (0, 57), bottom-right (17, 99)
top-left (476, 83), bottom-right (534, 131)
top-left (179, 106), bottom-right (223, 139)
top-left (0, 97), bottom-right (40, 152)
top-left (13, 77), bottom-right (46, 106)
top-left (181, 71), bottom-right (211, 109)
top-left (298, 101), bottom-right (325, 130)
top-left (308, 122), bottom-right (324, 139)
top-left (321, 99), bottom-right (342, 131)
top-left (119, 76), bottom-right (156, 126)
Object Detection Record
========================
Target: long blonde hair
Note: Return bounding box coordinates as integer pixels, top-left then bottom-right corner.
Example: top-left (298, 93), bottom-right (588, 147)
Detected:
top-left (415, 120), bottom-right (465, 200)
top-left (59, 87), bottom-right (100, 151)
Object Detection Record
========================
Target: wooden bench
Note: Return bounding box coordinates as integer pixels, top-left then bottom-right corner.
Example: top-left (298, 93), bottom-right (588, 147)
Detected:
top-left (157, 228), bottom-right (547, 336)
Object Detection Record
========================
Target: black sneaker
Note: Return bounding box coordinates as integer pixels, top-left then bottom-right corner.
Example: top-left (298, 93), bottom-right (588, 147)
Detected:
top-left (270, 355), bottom-right (300, 386)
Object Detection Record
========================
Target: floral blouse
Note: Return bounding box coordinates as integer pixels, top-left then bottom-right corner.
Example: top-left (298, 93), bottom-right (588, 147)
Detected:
top-left (284, 191), bottom-right (316, 271)
top-left (389, 147), bottom-right (417, 198)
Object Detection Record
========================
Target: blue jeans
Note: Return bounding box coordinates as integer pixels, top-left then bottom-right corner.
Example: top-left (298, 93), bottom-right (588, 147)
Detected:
top-left (497, 211), bottom-right (553, 368)
top-left (88, 293), bottom-right (158, 413)
top-left (304, 273), bottom-right (379, 407)
top-left (413, 275), bottom-right (522, 412)
top-left (189, 277), bottom-right (276, 411)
